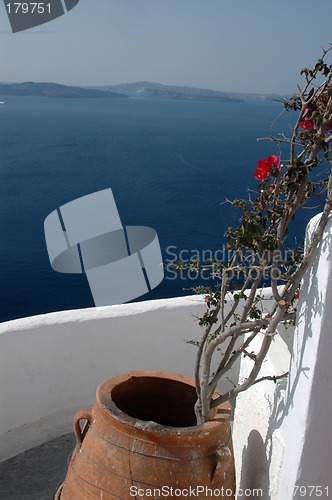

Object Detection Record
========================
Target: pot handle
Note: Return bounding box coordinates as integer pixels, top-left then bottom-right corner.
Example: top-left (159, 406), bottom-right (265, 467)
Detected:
top-left (73, 409), bottom-right (92, 446)
top-left (211, 444), bottom-right (234, 489)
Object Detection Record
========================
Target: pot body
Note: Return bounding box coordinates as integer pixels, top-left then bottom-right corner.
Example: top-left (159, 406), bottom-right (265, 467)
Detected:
top-left (56, 371), bottom-right (235, 499)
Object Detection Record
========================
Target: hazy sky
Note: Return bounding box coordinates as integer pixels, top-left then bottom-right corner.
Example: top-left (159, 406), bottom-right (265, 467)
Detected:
top-left (1, 0), bottom-right (332, 94)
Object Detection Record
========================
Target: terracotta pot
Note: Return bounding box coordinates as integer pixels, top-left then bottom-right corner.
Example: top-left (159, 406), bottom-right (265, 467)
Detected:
top-left (55, 370), bottom-right (235, 499)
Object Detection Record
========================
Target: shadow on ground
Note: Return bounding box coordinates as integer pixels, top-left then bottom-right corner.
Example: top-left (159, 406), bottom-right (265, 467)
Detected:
top-left (0, 434), bottom-right (75, 499)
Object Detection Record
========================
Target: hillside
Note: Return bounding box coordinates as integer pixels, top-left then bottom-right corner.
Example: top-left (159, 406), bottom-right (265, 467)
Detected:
top-left (0, 81), bottom-right (283, 102)
top-left (0, 82), bottom-right (127, 99)
top-left (88, 82), bottom-right (282, 102)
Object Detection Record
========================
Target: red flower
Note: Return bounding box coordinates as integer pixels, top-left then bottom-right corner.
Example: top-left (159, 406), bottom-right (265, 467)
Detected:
top-left (204, 295), bottom-right (210, 303)
top-left (254, 155), bottom-right (279, 181)
top-left (299, 117), bottom-right (315, 130)
top-left (299, 108), bottom-right (314, 130)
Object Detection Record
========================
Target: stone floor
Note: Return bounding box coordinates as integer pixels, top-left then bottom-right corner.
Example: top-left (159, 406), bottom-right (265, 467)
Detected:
top-left (0, 434), bottom-right (76, 499)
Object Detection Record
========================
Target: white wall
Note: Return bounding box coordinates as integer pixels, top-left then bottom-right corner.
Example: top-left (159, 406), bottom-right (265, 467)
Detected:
top-left (278, 213), bottom-right (332, 499)
top-left (232, 331), bottom-right (291, 499)
top-left (2, 213), bottom-right (329, 495)
top-left (0, 296), bottom-right (205, 461)
top-left (0, 289), bottom-right (280, 463)
top-left (233, 213), bottom-right (332, 500)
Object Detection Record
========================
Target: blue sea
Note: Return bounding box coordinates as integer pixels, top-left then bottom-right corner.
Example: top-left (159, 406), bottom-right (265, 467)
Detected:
top-left (0, 96), bottom-right (316, 323)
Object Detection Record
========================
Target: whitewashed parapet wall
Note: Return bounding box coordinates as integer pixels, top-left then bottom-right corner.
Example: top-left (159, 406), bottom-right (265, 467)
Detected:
top-left (234, 213), bottom-right (332, 500)
top-left (279, 213), bottom-right (332, 499)
top-left (0, 296), bottom-right (205, 461)
top-left (0, 287), bottom-right (284, 464)
top-left (1, 212), bottom-right (329, 494)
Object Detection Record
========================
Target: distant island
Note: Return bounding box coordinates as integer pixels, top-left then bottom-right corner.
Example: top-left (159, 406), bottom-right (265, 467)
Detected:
top-left (87, 82), bottom-right (282, 103)
top-left (0, 82), bottom-right (127, 99)
top-left (0, 80), bottom-right (282, 103)
top-left (129, 88), bottom-right (244, 103)
top-left (88, 82), bottom-right (245, 103)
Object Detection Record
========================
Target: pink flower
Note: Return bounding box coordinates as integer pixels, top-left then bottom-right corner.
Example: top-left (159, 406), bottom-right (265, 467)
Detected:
top-left (204, 295), bottom-right (210, 303)
top-left (254, 155), bottom-right (279, 181)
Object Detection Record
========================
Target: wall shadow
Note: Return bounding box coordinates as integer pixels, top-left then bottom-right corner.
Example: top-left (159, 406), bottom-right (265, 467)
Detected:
top-left (238, 216), bottom-right (332, 499)
top-left (270, 218), bottom-right (332, 433)
top-left (239, 430), bottom-right (271, 499)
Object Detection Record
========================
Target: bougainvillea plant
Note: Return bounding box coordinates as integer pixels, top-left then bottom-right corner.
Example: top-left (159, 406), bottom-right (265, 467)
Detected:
top-left (192, 46), bottom-right (332, 425)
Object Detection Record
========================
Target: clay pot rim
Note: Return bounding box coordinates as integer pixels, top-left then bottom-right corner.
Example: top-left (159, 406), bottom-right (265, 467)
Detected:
top-left (95, 370), bottom-right (232, 436)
